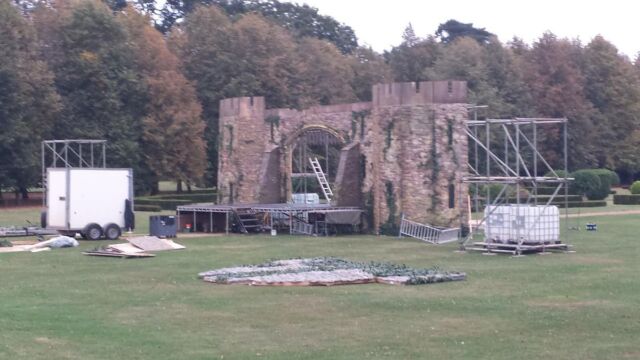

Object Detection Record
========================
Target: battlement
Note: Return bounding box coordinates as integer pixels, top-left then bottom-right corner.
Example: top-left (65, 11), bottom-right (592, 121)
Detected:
top-left (372, 81), bottom-right (467, 107)
top-left (264, 102), bottom-right (372, 119)
top-left (219, 96), bottom-right (266, 117)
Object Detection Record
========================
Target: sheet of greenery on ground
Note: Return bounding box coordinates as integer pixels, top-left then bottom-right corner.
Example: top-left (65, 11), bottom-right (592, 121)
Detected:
top-left (1, 210), bottom-right (639, 359)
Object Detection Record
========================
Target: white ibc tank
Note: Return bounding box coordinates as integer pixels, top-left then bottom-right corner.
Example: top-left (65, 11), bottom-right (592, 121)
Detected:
top-left (291, 193), bottom-right (320, 205)
top-left (484, 205), bottom-right (559, 244)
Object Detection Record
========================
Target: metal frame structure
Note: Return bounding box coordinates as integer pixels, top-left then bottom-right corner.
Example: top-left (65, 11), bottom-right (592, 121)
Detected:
top-left (462, 112), bottom-right (572, 255)
top-left (41, 139), bottom-right (107, 209)
top-left (290, 129), bottom-right (341, 203)
top-left (176, 203), bottom-right (362, 235)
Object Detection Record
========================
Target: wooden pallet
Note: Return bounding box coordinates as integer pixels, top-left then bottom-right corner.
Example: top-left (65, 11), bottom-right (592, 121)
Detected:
top-left (82, 250), bottom-right (155, 258)
top-left (466, 241), bottom-right (571, 255)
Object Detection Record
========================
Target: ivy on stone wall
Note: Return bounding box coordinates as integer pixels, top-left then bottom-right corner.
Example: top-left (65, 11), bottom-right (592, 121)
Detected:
top-left (225, 125), bottom-right (234, 155)
top-left (351, 110), bottom-right (370, 141)
top-left (383, 119), bottom-right (395, 160)
top-left (429, 111), bottom-right (441, 211)
top-left (380, 181), bottom-right (399, 235)
top-left (265, 115), bottom-right (281, 143)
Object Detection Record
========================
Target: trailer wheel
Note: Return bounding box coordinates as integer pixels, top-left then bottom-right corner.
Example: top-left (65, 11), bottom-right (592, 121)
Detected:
top-left (82, 223), bottom-right (103, 240)
top-left (104, 223), bottom-right (121, 240)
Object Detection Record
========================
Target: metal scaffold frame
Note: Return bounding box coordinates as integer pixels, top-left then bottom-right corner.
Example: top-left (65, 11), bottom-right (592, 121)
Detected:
top-left (462, 109), bottom-right (573, 255)
top-left (41, 139), bottom-right (108, 208)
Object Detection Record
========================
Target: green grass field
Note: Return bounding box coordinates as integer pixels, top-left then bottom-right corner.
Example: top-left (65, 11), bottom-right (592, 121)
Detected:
top-left (1, 208), bottom-right (640, 359)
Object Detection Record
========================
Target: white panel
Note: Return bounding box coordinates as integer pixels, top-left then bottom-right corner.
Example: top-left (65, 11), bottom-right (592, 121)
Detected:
top-left (485, 205), bottom-right (559, 244)
top-left (47, 169), bottom-right (68, 228)
top-left (67, 169), bottom-right (131, 229)
top-left (291, 193), bottom-right (320, 204)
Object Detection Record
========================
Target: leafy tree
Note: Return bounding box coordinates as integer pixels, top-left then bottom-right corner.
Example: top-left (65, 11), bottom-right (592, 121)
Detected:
top-left (33, 0), bottom-right (153, 193)
top-left (582, 36), bottom-right (640, 174)
top-left (385, 34), bottom-right (441, 82)
top-left (349, 46), bottom-right (393, 101)
top-left (436, 19), bottom-right (494, 44)
top-left (172, 6), bottom-right (361, 185)
top-left (0, 0), bottom-right (60, 200)
top-left (433, 37), bottom-right (507, 116)
top-left (119, 8), bottom-right (206, 192)
top-left (521, 33), bottom-right (596, 170)
top-left (296, 37), bottom-right (356, 107)
top-left (139, 0), bottom-right (358, 53)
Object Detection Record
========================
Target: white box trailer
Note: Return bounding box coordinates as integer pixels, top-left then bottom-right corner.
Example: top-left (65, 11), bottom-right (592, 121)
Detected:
top-left (46, 168), bottom-right (134, 240)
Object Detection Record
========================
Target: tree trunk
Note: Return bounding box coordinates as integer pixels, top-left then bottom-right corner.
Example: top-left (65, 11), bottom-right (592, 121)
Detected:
top-left (176, 180), bottom-right (183, 193)
top-left (150, 181), bottom-right (159, 195)
top-left (187, 182), bottom-right (192, 193)
top-left (20, 186), bottom-right (29, 199)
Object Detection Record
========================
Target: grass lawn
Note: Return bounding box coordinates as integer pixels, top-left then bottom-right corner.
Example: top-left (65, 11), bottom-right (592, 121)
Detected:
top-left (1, 210), bottom-right (640, 359)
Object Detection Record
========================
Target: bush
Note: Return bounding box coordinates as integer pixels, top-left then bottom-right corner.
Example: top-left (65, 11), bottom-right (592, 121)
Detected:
top-left (469, 184), bottom-right (524, 200)
top-left (589, 168), bottom-right (619, 187)
top-left (571, 169), bottom-right (610, 200)
top-left (613, 194), bottom-right (640, 204)
top-left (552, 200), bottom-right (607, 208)
top-left (135, 192), bottom-right (217, 210)
top-left (630, 181), bottom-right (640, 195)
top-left (134, 204), bottom-right (162, 212)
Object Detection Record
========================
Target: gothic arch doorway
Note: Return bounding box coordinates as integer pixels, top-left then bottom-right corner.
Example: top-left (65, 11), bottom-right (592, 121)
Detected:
top-left (284, 125), bottom-right (345, 203)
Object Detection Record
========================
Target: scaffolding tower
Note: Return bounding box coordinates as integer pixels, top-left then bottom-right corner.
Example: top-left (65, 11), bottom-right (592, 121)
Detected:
top-left (41, 139), bottom-right (107, 208)
top-left (462, 111), bottom-right (572, 255)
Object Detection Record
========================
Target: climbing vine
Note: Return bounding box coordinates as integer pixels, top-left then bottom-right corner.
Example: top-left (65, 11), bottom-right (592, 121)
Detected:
top-left (265, 115), bottom-right (280, 143)
top-left (380, 181), bottom-right (399, 235)
top-left (225, 125), bottom-right (234, 155)
top-left (429, 111), bottom-right (441, 211)
top-left (351, 109), bottom-right (370, 140)
top-left (383, 119), bottom-right (395, 159)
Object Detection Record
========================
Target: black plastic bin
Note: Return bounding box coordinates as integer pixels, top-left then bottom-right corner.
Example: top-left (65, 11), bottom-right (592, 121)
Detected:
top-left (149, 215), bottom-right (177, 238)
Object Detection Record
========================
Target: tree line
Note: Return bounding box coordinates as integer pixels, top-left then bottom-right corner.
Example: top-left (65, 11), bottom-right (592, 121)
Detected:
top-left (2, 0), bottom-right (640, 200)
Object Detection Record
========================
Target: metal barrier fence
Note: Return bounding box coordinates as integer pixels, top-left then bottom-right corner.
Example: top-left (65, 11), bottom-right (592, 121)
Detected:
top-left (398, 214), bottom-right (459, 244)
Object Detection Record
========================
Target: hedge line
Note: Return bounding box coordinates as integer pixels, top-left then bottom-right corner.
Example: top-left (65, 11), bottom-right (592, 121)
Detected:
top-left (141, 193), bottom-right (216, 202)
top-left (472, 200), bottom-right (606, 209)
top-left (134, 204), bottom-right (162, 212)
top-left (135, 198), bottom-right (197, 210)
top-left (135, 192), bottom-right (216, 210)
top-left (613, 194), bottom-right (640, 205)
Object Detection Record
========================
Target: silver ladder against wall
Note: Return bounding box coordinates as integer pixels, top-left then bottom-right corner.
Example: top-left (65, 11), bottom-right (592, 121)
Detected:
top-left (309, 157), bottom-right (333, 204)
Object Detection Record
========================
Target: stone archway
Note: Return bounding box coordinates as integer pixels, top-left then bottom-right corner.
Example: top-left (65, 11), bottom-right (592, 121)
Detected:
top-left (282, 125), bottom-right (346, 203)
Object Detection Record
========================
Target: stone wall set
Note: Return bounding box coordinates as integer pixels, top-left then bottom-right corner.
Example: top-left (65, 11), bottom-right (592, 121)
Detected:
top-left (217, 81), bottom-right (469, 232)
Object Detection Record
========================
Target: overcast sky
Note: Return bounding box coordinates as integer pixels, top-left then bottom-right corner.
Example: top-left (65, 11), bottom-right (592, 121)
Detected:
top-left (287, 0), bottom-right (640, 58)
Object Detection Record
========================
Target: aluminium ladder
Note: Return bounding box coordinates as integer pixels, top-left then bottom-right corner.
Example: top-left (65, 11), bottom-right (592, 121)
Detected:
top-left (309, 157), bottom-right (333, 204)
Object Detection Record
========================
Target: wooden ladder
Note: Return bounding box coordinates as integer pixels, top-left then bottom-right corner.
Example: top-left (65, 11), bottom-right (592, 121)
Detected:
top-left (309, 157), bottom-right (333, 204)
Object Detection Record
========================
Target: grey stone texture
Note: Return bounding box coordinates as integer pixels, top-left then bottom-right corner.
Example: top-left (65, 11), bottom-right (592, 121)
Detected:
top-left (218, 81), bottom-right (469, 232)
